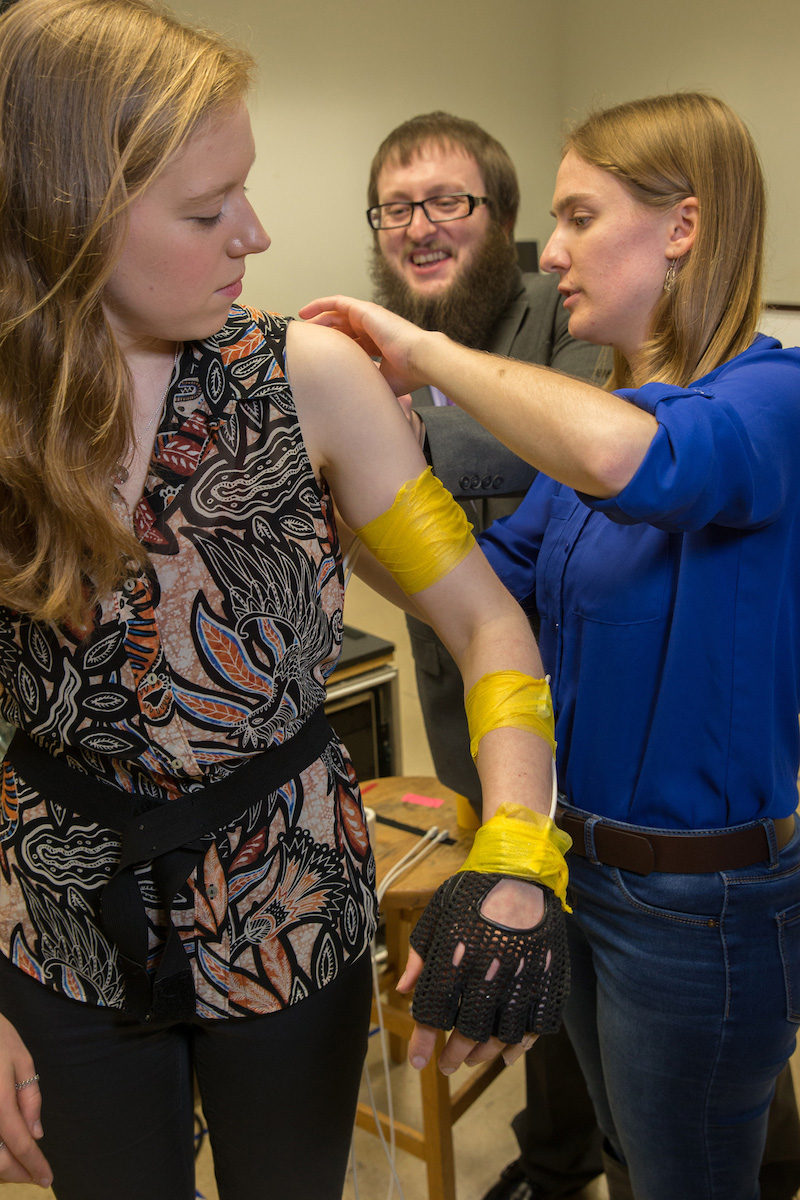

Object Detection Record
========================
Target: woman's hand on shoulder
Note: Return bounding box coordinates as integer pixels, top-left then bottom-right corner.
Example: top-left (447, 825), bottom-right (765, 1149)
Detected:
top-left (0, 1013), bottom-right (52, 1188)
top-left (298, 295), bottom-right (434, 397)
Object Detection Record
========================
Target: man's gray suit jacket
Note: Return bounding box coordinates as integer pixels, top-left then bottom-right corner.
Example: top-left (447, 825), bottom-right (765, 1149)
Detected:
top-left (406, 269), bottom-right (604, 807)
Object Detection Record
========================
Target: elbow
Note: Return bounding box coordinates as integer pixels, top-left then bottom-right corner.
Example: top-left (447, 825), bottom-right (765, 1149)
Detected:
top-left (579, 421), bottom-right (656, 499)
top-left (575, 447), bottom-right (642, 500)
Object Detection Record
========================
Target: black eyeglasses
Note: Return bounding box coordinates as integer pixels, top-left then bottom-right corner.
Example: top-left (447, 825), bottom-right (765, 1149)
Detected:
top-left (366, 193), bottom-right (489, 230)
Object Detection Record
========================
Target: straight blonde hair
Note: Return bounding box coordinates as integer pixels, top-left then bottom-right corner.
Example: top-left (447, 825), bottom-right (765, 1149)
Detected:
top-left (565, 93), bottom-right (765, 389)
top-left (0, 0), bottom-right (253, 625)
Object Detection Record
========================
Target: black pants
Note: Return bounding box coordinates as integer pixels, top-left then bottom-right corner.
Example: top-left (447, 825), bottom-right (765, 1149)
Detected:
top-left (0, 951), bottom-right (372, 1200)
top-left (513, 1023), bottom-right (603, 1197)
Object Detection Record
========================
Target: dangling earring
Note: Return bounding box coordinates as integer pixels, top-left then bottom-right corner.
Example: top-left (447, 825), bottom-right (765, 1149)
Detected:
top-left (664, 257), bottom-right (679, 294)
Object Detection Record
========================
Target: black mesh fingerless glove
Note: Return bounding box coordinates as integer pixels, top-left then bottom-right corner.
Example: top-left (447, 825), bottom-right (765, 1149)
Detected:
top-left (408, 870), bottom-right (569, 1044)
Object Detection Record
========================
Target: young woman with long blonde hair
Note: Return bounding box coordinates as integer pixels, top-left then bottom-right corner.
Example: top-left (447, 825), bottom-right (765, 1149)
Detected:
top-left (0, 2), bottom-right (569, 1194)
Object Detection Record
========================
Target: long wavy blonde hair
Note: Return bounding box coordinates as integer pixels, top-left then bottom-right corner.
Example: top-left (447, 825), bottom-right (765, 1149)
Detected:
top-left (0, 0), bottom-right (253, 626)
top-left (565, 93), bottom-right (765, 390)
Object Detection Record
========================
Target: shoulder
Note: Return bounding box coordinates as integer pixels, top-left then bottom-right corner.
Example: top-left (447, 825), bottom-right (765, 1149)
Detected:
top-left (628, 336), bottom-right (800, 415)
top-left (704, 335), bottom-right (800, 391)
top-left (286, 316), bottom-right (374, 372)
top-left (198, 304), bottom-right (290, 371)
top-left (284, 318), bottom-right (416, 480)
top-left (285, 318), bottom-right (396, 407)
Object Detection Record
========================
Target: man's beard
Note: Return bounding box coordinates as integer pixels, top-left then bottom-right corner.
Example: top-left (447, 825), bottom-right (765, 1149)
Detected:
top-left (370, 221), bottom-right (519, 349)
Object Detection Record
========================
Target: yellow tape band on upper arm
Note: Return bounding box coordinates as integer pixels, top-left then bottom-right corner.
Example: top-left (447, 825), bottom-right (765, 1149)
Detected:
top-left (353, 466), bottom-right (476, 594)
top-left (459, 802), bottom-right (572, 912)
top-left (465, 670), bottom-right (556, 760)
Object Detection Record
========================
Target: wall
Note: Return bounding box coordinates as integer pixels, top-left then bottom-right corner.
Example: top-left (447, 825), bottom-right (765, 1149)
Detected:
top-left (555, 0), bottom-right (800, 305)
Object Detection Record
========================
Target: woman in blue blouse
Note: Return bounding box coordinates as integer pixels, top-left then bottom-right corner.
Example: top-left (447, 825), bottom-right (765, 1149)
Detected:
top-left (303, 93), bottom-right (800, 1200)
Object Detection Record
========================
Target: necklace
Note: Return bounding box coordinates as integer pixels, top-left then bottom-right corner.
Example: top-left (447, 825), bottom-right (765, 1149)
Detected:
top-left (114, 344), bottom-right (179, 486)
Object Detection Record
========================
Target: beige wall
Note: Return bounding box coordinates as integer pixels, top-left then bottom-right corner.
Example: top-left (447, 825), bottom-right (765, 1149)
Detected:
top-left (555, 0), bottom-right (800, 305)
top-left (172, 0), bottom-right (800, 313)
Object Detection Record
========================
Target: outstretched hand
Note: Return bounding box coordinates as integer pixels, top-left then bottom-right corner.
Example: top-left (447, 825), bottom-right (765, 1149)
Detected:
top-left (0, 1014), bottom-right (52, 1188)
top-left (396, 874), bottom-right (568, 1076)
top-left (298, 295), bottom-right (435, 397)
top-left (397, 945), bottom-right (538, 1076)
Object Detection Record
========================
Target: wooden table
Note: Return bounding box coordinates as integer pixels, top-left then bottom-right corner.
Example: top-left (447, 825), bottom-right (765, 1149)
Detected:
top-left (355, 776), bottom-right (506, 1200)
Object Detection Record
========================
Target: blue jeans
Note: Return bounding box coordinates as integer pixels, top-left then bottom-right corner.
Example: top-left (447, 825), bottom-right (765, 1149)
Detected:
top-left (562, 810), bottom-right (800, 1200)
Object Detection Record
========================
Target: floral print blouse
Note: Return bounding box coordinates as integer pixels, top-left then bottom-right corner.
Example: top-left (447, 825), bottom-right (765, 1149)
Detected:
top-left (0, 307), bottom-right (377, 1017)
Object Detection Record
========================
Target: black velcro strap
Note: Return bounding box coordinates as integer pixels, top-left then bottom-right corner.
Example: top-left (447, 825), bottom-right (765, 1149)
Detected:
top-left (6, 707), bottom-right (335, 1020)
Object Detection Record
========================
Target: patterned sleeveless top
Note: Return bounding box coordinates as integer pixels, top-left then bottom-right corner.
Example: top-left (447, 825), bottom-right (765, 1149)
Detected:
top-left (0, 307), bottom-right (377, 1017)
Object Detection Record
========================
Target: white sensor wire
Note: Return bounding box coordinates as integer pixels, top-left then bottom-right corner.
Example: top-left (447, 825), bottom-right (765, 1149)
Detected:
top-left (350, 825), bottom-right (448, 1200)
top-left (548, 756), bottom-right (558, 821)
top-left (377, 826), bottom-right (450, 905)
top-left (342, 536), bottom-right (363, 592)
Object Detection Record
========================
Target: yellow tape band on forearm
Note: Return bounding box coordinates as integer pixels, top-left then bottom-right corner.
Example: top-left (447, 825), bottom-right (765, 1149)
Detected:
top-left (465, 670), bottom-right (556, 760)
top-left (459, 802), bottom-right (572, 912)
top-left (353, 466), bottom-right (476, 594)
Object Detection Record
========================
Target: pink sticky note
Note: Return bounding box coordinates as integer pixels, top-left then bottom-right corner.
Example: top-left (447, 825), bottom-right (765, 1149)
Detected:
top-left (402, 792), bottom-right (444, 808)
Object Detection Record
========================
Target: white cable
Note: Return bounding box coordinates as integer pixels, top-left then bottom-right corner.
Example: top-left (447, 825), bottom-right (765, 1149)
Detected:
top-left (352, 826), bottom-right (450, 1200)
top-left (377, 827), bottom-right (440, 903)
top-left (368, 947), bottom-right (406, 1200)
top-left (377, 827), bottom-right (450, 905)
top-left (342, 536), bottom-right (363, 592)
top-left (350, 948), bottom-right (406, 1200)
top-left (544, 673), bottom-right (559, 821)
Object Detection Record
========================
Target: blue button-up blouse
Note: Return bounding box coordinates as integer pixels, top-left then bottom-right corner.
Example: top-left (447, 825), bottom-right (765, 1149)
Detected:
top-left (479, 335), bottom-right (800, 830)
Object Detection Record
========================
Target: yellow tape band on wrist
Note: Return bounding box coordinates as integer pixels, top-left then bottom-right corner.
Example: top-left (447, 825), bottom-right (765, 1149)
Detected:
top-left (459, 802), bottom-right (572, 912)
top-left (353, 466), bottom-right (476, 594)
top-left (465, 670), bottom-right (556, 760)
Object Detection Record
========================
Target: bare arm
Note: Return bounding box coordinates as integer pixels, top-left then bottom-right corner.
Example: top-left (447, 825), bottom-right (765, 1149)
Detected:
top-left (298, 296), bottom-right (657, 498)
top-left (286, 319), bottom-right (552, 818)
top-left (287, 320), bottom-right (559, 1071)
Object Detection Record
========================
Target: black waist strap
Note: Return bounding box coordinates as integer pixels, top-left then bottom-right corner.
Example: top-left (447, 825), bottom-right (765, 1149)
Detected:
top-left (6, 706), bottom-right (335, 1021)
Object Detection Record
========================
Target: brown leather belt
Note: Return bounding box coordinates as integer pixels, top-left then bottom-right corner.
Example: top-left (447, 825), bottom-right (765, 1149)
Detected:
top-left (556, 805), bottom-right (796, 876)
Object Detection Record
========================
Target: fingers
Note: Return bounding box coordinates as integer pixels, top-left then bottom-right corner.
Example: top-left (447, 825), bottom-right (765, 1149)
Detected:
top-left (0, 1017), bottom-right (52, 1188)
top-left (0, 1079), bottom-right (52, 1188)
top-left (443, 1030), bottom-right (538, 1074)
top-left (407, 1020), bottom-right (439, 1070)
top-left (461, 1034), bottom-right (507, 1069)
top-left (298, 296), bottom-right (347, 320)
top-left (0, 1138), bottom-right (51, 1188)
top-left (407, 1021), bottom-right (490, 1076)
top-left (408, 1019), bottom-right (536, 1076)
top-left (501, 1033), bottom-right (538, 1068)
top-left (437, 1028), bottom-right (491, 1075)
top-left (396, 946), bottom-right (424, 994)
top-left (15, 1076), bottom-right (44, 1140)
